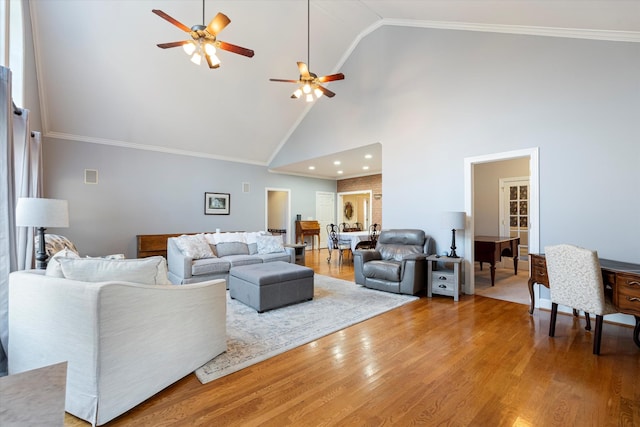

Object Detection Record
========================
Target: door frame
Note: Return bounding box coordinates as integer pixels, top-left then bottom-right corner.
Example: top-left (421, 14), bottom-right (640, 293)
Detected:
top-left (464, 147), bottom-right (540, 297)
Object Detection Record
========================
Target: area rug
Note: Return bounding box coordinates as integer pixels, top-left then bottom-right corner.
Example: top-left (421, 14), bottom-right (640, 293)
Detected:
top-left (195, 274), bottom-right (418, 384)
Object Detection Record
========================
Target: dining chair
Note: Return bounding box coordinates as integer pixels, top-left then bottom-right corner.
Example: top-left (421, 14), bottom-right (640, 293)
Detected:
top-left (354, 223), bottom-right (379, 251)
top-left (545, 244), bottom-right (620, 355)
top-left (353, 222), bottom-right (363, 231)
top-left (326, 224), bottom-right (351, 264)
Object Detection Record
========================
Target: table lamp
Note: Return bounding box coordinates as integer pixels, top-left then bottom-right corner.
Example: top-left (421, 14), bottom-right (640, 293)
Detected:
top-left (441, 211), bottom-right (465, 258)
top-left (16, 198), bottom-right (69, 269)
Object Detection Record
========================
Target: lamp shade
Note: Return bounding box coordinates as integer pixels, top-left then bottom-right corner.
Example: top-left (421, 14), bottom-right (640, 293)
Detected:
top-left (441, 211), bottom-right (466, 230)
top-left (15, 198), bottom-right (69, 228)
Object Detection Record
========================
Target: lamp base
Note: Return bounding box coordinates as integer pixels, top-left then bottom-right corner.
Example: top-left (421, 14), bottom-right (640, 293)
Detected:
top-left (35, 227), bottom-right (47, 269)
top-left (449, 229), bottom-right (460, 258)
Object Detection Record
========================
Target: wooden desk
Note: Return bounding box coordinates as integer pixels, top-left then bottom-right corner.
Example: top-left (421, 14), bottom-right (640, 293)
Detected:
top-left (474, 236), bottom-right (520, 286)
top-left (528, 253), bottom-right (640, 347)
top-left (295, 220), bottom-right (320, 250)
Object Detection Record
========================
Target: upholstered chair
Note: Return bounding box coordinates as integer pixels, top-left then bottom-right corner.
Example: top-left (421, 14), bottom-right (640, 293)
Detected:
top-left (545, 244), bottom-right (620, 355)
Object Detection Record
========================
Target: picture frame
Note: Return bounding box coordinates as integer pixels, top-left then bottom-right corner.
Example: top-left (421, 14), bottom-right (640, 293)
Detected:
top-left (204, 192), bottom-right (230, 215)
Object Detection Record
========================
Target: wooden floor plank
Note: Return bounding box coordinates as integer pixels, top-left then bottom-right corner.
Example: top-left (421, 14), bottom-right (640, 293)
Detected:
top-left (64, 249), bottom-right (640, 426)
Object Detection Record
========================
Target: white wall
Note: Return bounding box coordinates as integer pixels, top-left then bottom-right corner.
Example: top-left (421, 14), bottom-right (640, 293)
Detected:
top-left (275, 25), bottom-right (640, 263)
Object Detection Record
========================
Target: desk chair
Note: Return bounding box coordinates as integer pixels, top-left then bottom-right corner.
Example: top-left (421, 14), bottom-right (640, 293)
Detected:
top-left (327, 224), bottom-right (351, 264)
top-left (545, 244), bottom-right (620, 355)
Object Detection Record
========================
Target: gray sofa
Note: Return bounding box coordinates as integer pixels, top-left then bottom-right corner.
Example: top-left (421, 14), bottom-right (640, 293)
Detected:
top-left (353, 229), bottom-right (434, 295)
top-left (167, 232), bottom-right (295, 285)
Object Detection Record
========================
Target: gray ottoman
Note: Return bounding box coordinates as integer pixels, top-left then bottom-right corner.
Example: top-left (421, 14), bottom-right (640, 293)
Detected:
top-left (229, 261), bottom-right (314, 312)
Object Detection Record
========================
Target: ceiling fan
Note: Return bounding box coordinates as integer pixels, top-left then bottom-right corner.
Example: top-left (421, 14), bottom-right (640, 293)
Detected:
top-left (270, 62), bottom-right (344, 100)
top-left (269, 0), bottom-right (344, 101)
top-left (152, 3), bottom-right (254, 69)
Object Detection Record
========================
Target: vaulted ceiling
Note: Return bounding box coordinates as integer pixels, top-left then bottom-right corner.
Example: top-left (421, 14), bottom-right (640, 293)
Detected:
top-left (27, 0), bottom-right (640, 178)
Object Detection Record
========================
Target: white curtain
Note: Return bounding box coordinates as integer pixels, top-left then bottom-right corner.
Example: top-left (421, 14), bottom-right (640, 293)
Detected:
top-left (14, 112), bottom-right (42, 270)
top-left (0, 66), bottom-right (19, 376)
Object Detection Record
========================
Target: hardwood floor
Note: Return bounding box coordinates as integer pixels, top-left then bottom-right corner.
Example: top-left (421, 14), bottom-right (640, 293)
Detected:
top-left (67, 249), bottom-right (640, 426)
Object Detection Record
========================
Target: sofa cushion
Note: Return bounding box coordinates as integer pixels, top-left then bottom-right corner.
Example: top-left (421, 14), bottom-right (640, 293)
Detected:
top-left (191, 257), bottom-right (231, 276)
top-left (174, 234), bottom-right (214, 260)
top-left (216, 242), bottom-right (250, 257)
top-left (256, 252), bottom-right (291, 263)
top-left (256, 235), bottom-right (285, 254)
top-left (58, 256), bottom-right (171, 285)
top-left (245, 231), bottom-right (268, 255)
top-left (363, 260), bottom-right (402, 282)
top-left (45, 248), bottom-right (81, 278)
top-left (209, 232), bottom-right (247, 245)
top-left (226, 255), bottom-right (263, 268)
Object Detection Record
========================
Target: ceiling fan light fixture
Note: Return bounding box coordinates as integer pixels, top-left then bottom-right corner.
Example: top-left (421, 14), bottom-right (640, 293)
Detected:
top-left (292, 89), bottom-right (302, 98)
top-left (303, 83), bottom-right (311, 94)
top-left (305, 94), bottom-right (314, 103)
top-left (204, 42), bottom-right (216, 56)
top-left (313, 87), bottom-right (323, 98)
top-left (183, 41), bottom-right (196, 55)
top-left (191, 52), bottom-right (202, 65)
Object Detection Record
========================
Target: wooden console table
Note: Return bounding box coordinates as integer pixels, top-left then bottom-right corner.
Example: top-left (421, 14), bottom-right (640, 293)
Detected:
top-left (528, 253), bottom-right (640, 347)
top-left (474, 236), bottom-right (520, 286)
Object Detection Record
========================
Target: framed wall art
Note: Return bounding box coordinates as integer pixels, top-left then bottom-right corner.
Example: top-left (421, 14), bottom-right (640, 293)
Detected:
top-left (205, 192), bottom-right (230, 215)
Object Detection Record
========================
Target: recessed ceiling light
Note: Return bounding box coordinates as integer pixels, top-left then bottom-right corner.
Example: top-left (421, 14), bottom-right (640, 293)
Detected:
top-left (362, 166), bottom-right (369, 170)
top-left (364, 154), bottom-right (372, 159)
top-left (308, 166), bottom-right (315, 170)
top-left (337, 170), bottom-right (343, 174)
top-left (333, 161), bottom-right (341, 166)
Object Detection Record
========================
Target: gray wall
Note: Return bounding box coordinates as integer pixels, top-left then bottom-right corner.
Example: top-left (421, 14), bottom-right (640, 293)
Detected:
top-left (275, 25), bottom-right (640, 263)
top-left (43, 138), bottom-right (335, 258)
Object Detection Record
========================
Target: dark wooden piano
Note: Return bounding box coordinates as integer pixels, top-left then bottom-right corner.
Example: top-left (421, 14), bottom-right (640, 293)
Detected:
top-left (295, 220), bottom-right (320, 250)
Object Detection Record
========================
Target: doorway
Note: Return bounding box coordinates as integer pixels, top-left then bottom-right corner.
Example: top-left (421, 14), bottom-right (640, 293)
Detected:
top-left (265, 188), bottom-right (291, 244)
top-left (463, 148), bottom-right (540, 301)
top-left (337, 191), bottom-right (372, 230)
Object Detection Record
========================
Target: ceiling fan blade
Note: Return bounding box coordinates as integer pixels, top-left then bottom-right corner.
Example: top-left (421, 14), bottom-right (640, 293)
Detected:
top-left (152, 9), bottom-right (191, 33)
top-left (316, 85), bottom-right (336, 98)
top-left (205, 54), bottom-right (220, 69)
top-left (206, 12), bottom-right (231, 36)
top-left (216, 41), bottom-right (255, 58)
top-left (318, 73), bottom-right (345, 83)
top-left (297, 62), bottom-right (311, 79)
top-left (269, 78), bottom-right (300, 83)
top-left (157, 41), bottom-right (190, 49)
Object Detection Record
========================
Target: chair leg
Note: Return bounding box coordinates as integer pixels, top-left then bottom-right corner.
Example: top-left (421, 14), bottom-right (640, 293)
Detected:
top-left (593, 315), bottom-right (604, 355)
top-left (549, 302), bottom-right (558, 337)
top-left (584, 312), bottom-right (591, 331)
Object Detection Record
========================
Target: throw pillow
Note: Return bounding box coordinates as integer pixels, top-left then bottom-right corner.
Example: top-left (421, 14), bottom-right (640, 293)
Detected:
top-left (244, 231), bottom-right (268, 255)
top-left (210, 232), bottom-right (247, 245)
top-left (174, 234), bottom-right (214, 259)
top-left (45, 248), bottom-right (81, 278)
top-left (58, 256), bottom-right (171, 285)
top-left (257, 235), bottom-right (285, 254)
top-left (216, 242), bottom-right (250, 257)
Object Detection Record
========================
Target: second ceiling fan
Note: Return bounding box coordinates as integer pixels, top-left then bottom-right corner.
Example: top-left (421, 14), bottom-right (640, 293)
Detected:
top-left (270, 0), bottom-right (345, 101)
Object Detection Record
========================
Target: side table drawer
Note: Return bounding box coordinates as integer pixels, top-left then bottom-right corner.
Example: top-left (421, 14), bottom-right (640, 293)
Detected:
top-left (432, 271), bottom-right (456, 296)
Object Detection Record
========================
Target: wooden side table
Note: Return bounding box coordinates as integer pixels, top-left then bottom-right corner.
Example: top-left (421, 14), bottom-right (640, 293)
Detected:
top-left (427, 255), bottom-right (463, 302)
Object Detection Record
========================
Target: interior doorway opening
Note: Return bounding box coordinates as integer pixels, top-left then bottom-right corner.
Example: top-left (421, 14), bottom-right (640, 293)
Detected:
top-left (265, 188), bottom-right (291, 244)
top-left (336, 191), bottom-right (372, 230)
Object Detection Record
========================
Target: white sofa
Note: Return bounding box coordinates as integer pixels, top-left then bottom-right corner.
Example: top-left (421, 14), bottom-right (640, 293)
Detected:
top-left (8, 267), bottom-right (227, 426)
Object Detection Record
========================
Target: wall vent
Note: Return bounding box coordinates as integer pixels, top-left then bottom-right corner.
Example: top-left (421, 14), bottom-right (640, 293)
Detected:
top-left (84, 169), bottom-right (98, 184)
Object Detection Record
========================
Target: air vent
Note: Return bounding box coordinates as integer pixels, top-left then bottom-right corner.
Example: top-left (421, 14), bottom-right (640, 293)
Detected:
top-left (84, 169), bottom-right (98, 184)
top-left (242, 182), bottom-right (250, 193)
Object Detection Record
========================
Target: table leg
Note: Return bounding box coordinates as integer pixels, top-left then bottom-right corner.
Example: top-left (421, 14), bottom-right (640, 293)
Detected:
top-left (513, 256), bottom-right (519, 275)
top-left (634, 316), bottom-right (640, 348)
top-left (527, 278), bottom-right (536, 314)
top-left (490, 263), bottom-right (496, 286)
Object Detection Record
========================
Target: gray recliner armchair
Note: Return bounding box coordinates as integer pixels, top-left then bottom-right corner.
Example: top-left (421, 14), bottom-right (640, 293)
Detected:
top-left (353, 229), bottom-right (434, 295)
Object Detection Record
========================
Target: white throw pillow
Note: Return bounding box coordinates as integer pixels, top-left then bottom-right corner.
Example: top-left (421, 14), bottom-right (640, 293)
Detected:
top-left (45, 248), bottom-right (81, 278)
top-left (58, 256), bottom-right (171, 285)
top-left (174, 234), bottom-right (214, 259)
top-left (244, 231), bottom-right (268, 244)
top-left (257, 235), bottom-right (285, 254)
